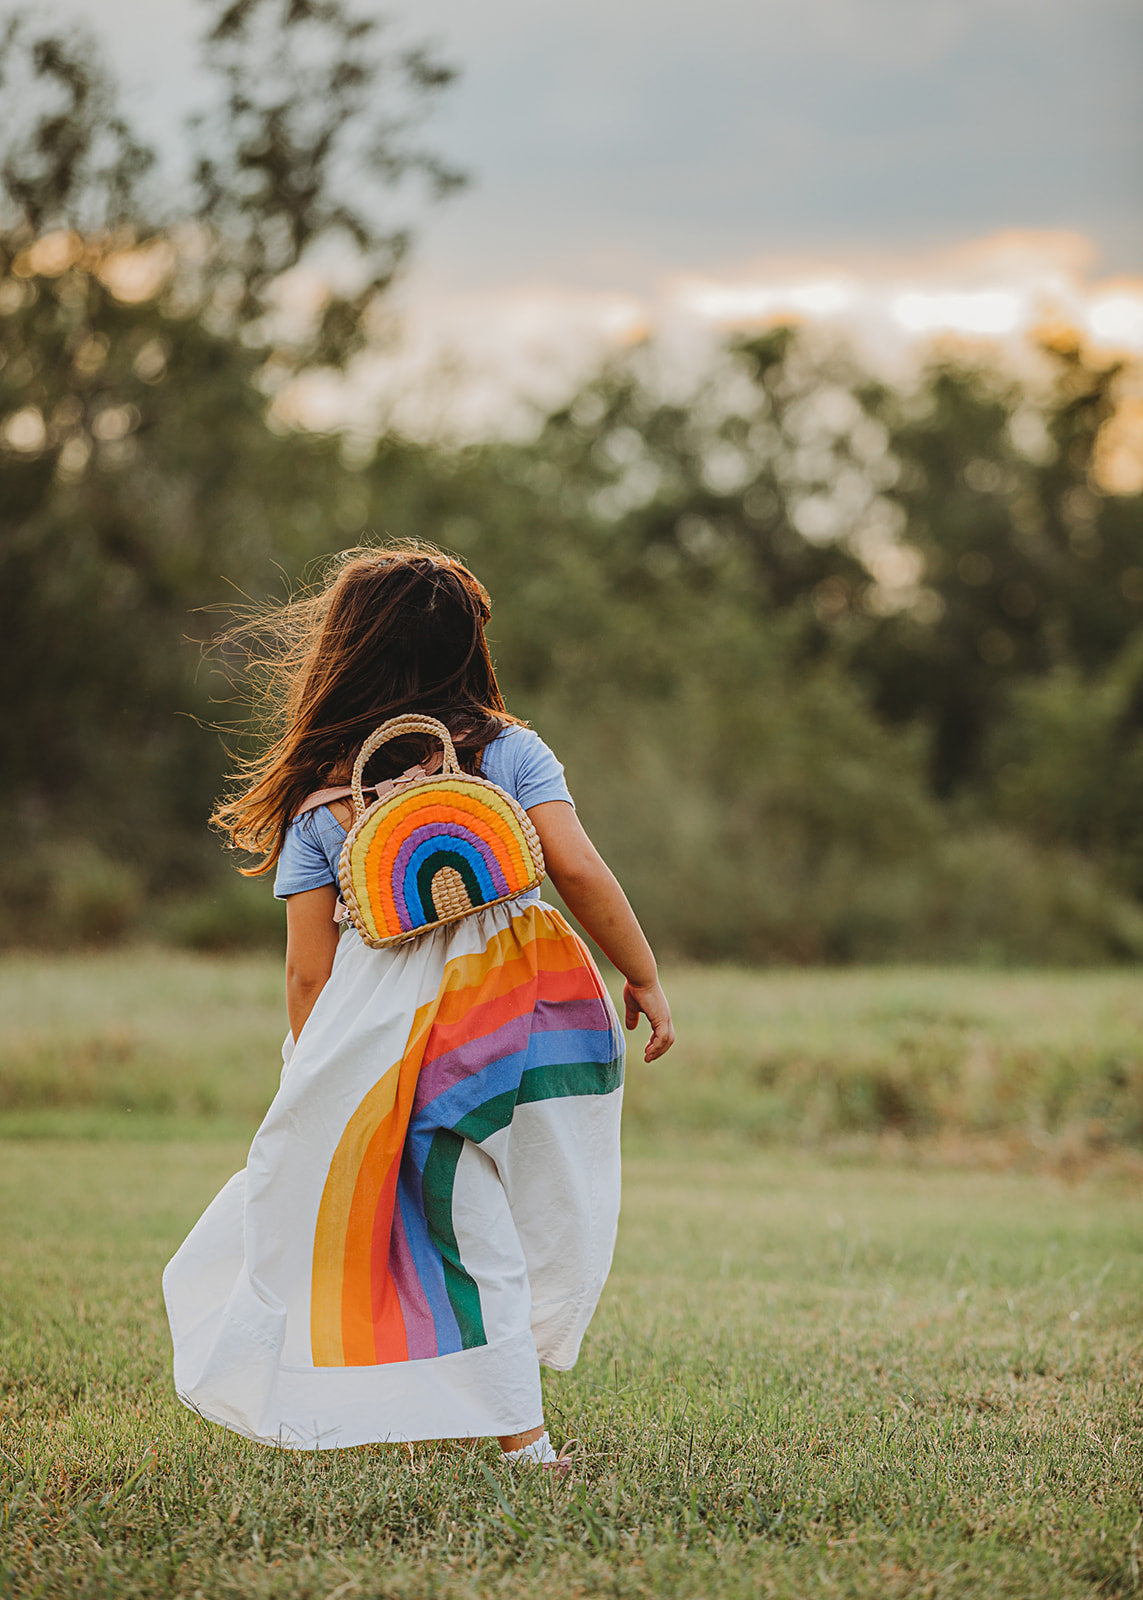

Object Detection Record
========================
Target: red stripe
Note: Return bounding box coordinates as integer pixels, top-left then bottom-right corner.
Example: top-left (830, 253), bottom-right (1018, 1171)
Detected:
top-left (368, 1144), bottom-right (409, 1364)
top-left (421, 961), bottom-right (602, 1069)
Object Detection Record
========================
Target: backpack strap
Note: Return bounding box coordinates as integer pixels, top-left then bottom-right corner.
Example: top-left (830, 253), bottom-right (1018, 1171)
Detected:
top-left (292, 749), bottom-right (444, 822)
top-left (292, 784), bottom-right (355, 818)
top-left (292, 747), bottom-right (447, 926)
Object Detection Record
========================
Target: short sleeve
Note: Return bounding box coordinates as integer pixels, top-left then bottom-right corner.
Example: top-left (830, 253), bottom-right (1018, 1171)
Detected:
top-left (273, 810), bottom-right (340, 899)
top-left (496, 727), bottom-right (575, 811)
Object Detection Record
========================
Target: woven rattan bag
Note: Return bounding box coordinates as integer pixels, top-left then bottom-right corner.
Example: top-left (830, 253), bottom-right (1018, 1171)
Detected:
top-left (337, 714), bottom-right (546, 950)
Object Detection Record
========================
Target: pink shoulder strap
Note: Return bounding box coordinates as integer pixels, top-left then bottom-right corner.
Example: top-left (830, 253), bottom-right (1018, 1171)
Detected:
top-left (293, 783), bottom-right (355, 817)
top-left (293, 749), bottom-right (444, 821)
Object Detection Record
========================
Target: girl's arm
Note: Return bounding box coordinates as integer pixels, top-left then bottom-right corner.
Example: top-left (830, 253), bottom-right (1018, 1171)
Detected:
top-left (527, 801), bottom-right (674, 1062)
top-left (284, 884), bottom-right (340, 1040)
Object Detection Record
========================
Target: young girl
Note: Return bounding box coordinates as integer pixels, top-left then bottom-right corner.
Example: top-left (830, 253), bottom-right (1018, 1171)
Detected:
top-left (163, 544), bottom-right (673, 1465)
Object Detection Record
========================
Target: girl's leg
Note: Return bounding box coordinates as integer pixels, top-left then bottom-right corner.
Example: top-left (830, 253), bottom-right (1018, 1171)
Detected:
top-left (497, 1425), bottom-right (567, 1468)
top-left (497, 1425), bottom-right (545, 1452)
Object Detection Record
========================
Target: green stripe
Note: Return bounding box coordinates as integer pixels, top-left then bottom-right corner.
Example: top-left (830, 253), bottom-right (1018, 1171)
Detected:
top-left (421, 1130), bottom-right (486, 1349)
top-left (419, 1054), bottom-right (623, 1352)
top-left (455, 1061), bottom-right (623, 1145)
top-left (455, 1088), bottom-right (516, 1146)
top-left (517, 1056), bottom-right (624, 1105)
top-left (416, 851), bottom-right (486, 921)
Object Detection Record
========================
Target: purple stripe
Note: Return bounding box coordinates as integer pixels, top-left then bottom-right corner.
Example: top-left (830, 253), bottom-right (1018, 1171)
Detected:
top-left (395, 1161), bottom-right (461, 1354)
top-left (388, 1191), bottom-right (439, 1360)
top-left (391, 822), bottom-right (511, 915)
top-left (532, 994), bottom-right (612, 1036)
top-left (413, 1010), bottom-right (530, 1115)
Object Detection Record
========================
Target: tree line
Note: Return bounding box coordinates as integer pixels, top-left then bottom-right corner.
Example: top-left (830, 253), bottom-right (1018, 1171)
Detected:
top-left (3, 2), bottom-right (1143, 962)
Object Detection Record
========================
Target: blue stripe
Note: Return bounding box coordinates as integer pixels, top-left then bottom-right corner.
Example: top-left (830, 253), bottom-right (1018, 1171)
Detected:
top-left (519, 1024), bottom-right (616, 1069)
top-left (406, 1045), bottom-right (529, 1173)
top-left (395, 1157), bottom-right (463, 1355)
top-left (406, 1023), bottom-right (617, 1174)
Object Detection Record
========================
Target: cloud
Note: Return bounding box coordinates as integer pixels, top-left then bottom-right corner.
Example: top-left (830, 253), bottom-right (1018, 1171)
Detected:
top-left (339, 229), bottom-right (1143, 442)
top-left (56, 0), bottom-right (1143, 289)
top-left (403, 0), bottom-right (1142, 286)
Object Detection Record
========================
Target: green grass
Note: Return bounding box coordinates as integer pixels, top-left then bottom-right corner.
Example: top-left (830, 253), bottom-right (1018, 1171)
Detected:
top-left (0, 951), bottom-right (283, 1137)
top-left (1, 1139), bottom-right (1141, 1598)
top-left (2, 953), bottom-right (1143, 1595)
top-left (3, 951), bottom-right (1143, 1154)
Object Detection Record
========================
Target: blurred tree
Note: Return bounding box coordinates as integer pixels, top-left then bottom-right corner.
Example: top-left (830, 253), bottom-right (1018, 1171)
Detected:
top-left (512, 330), bottom-right (878, 630)
top-left (0, 2), bottom-right (462, 925)
top-left (3, 0), bottom-right (1142, 962)
top-left (386, 324), bottom-right (1141, 961)
top-left (856, 340), bottom-right (1143, 795)
top-left (984, 634), bottom-right (1143, 895)
top-left (332, 353), bottom-right (1141, 964)
top-left (191, 0), bottom-right (463, 373)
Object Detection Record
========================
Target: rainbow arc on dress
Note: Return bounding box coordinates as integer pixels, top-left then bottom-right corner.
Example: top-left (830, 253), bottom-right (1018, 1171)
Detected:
top-left (338, 715), bottom-right (545, 949)
top-left (310, 905), bottom-right (623, 1366)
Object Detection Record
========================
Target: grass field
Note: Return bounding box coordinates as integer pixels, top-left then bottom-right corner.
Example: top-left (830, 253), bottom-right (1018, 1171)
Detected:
top-left (2, 954), bottom-right (1143, 1597)
top-left (4, 950), bottom-right (1143, 1155)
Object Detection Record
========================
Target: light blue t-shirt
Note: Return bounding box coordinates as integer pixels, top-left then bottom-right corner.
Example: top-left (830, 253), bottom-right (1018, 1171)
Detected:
top-left (273, 723), bottom-right (573, 900)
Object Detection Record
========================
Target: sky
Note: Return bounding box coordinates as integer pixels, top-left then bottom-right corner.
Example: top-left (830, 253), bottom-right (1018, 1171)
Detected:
top-left (417, 0), bottom-right (1143, 289)
top-left (74, 0), bottom-right (1143, 285)
top-left (55, 0), bottom-right (1143, 429)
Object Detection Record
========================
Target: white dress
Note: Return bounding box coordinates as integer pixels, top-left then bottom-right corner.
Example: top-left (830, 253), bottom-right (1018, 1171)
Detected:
top-left (163, 886), bottom-right (624, 1447)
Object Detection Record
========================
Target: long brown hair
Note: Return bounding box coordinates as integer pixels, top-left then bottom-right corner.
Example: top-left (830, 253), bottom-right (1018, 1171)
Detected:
top-left (212, 543), bottom-right (519, 873)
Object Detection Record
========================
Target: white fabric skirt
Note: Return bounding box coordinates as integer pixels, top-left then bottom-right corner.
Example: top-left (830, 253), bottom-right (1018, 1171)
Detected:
top-left (163, 900), bottom-right (624, 1448)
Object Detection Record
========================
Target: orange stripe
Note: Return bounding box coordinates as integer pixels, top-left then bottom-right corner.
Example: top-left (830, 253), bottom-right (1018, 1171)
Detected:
top-left (337, 1019), bottom-right (428, 1365)
top-left (421, 978), bottom-right (538, 1069)
top-left (310, 1060), bottom-right (401, 1365)
top-left (431, 924), bottom-right (584, 1019)
top-left (368, 1154), bottom-right (408, 1364)
top-left (432, 940), bottom-right (587, 1028)
top-left (339, 1116), bottom-right (402, 1365)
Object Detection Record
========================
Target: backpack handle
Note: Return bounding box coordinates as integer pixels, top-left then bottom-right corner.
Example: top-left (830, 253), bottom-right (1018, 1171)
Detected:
top-left (350, 714), bottom-right (461, 819)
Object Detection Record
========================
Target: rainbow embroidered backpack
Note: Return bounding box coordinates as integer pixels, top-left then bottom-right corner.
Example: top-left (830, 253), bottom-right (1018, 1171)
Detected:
top-left (336, 714), bottom-right (546, 949)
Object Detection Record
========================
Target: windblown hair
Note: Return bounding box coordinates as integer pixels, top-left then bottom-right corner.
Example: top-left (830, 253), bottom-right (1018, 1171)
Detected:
top-left (211, 543), bottom-right (519, 874)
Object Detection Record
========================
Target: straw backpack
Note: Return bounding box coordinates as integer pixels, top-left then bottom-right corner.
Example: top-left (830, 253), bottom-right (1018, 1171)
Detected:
top-left (300, 715), bottom-right (546, 949)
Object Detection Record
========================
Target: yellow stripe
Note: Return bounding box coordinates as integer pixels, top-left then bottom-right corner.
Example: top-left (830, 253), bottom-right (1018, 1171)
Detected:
top-left (344, 828), bottom-right (382, 940)
top-left (310, 1060), bottom-right (401, 1366)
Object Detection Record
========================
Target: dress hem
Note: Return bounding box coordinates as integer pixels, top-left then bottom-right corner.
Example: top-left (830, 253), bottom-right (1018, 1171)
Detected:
top-left (171, 1323), bottom-right (548, 1450)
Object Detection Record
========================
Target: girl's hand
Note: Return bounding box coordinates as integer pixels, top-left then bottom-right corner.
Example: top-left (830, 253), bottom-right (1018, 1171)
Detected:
top-left (525, 803), bottom-right (674, 1064)
top-left (623, 979), bottom-right (675, 1063)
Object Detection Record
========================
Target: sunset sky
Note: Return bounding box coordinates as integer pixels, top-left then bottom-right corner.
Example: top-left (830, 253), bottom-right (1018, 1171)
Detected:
top-left (77, 0), bottom-right (1142, 280)
top-left (60, 1), bottom-right (1143, 428)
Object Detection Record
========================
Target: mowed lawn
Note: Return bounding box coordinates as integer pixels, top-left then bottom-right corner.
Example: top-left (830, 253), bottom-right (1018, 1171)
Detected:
top-left (1, 953), bottom-right (1142, 1597)
top-left (2, 1139), bottom-right (1142, 1598)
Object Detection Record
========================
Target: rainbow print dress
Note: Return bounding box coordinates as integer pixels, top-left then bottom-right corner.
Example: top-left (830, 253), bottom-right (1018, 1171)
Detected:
top-left (163, 900), bottom-right (624, 1448)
